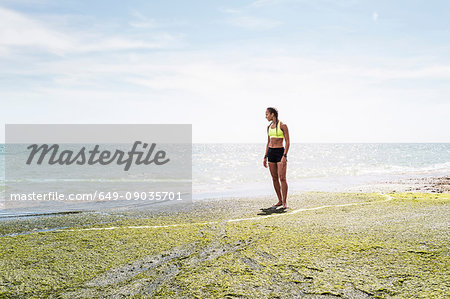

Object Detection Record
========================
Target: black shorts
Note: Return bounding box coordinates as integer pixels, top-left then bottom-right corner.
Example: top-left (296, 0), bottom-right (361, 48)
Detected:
top-left (267, 147), bottom-right (285, 163)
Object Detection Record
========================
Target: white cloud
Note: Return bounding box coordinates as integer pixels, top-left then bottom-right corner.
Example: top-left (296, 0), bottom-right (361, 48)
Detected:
top-left (227, 15), bottom-right (281, 30)
top-left (1, 48), bottom-right (449, 142)
top-left (220, 6), bottom-right (281, 30)
top-left (0, 6), bottom-right (75, 55)
top-left (129, 10), bottom-right (156, 28)
top-left (344, 64), bottom-right (450, 80)
top-left (218, 7), bottom-right (242, 14)
top-left (373, 11), bottom-right (379, 22)
top-left (0, 6), bottom-right (183, 56)
top-left (250, 0), bottom-right (282, 7)
top-left (78, 33), bottom-right (182, 52)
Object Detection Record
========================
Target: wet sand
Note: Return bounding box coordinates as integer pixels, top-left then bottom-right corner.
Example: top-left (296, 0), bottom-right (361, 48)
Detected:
top-left (0, 177), bottom-right (448, 298)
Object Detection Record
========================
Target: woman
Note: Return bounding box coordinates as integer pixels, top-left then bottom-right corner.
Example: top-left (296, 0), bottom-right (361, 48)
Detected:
top-left (264, 107), bottom-right (290, 209)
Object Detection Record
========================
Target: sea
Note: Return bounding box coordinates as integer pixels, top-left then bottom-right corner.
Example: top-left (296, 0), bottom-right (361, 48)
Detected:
top-left (1, 143), bottom-right (449, 217)
top-left (191, 143), bottom-right (450, 199)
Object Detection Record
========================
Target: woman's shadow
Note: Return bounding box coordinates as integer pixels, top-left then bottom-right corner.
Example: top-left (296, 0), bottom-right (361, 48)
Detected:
top-left (257, 207), bottom-right (287, 216)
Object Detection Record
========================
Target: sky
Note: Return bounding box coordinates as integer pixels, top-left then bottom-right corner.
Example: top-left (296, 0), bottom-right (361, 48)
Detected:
top-left (1, 0), bottom-right (449, 143)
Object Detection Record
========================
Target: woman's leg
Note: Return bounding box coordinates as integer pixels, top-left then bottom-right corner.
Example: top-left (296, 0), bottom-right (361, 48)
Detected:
top-left (277, 160), bottom-right (288, 207)
top-left (269, 162), bottom-right (282, 205)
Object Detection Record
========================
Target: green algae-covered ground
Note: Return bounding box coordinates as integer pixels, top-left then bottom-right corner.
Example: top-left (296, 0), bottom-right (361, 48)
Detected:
top-left (0, 192), bottom-right (448, 298)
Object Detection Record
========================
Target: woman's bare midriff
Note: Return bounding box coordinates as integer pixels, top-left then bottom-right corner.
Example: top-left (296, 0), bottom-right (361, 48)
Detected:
top-left (269, 137), bottom-right (284, 148)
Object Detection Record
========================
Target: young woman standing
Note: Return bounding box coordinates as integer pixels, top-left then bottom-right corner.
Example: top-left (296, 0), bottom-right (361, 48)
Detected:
top-left (264, 107), bottom-right (290, 209)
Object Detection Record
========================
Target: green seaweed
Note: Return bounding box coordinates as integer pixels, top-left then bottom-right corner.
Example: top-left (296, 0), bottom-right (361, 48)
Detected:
top-left (0, 192), bottom-right (448, 298)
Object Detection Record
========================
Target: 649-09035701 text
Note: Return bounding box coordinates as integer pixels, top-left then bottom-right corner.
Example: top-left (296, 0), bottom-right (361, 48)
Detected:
top-left (8, 191), bottom-right (184, 201)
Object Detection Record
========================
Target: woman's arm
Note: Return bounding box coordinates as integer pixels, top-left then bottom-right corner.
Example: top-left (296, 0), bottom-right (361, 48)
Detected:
top-left (265, 124), bottom-right (271, 157)
top-left (282, 123), bottom-right (290, 155)
top-left (263, 129), bottom-right (270, 168)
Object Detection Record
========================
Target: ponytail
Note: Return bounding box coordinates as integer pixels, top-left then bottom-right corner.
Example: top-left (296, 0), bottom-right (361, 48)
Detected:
top-left (267, 107), bottom-right (279, 134)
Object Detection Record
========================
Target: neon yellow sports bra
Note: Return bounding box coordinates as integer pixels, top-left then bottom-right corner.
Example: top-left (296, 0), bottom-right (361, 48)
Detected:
top-left (268, 121), bottom-right (284, 138)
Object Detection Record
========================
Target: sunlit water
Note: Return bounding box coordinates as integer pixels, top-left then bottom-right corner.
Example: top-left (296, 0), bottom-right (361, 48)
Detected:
top-left (192, 143), bottom-right (449, 199)
top-left (1, 143), bottom-right (449, 216)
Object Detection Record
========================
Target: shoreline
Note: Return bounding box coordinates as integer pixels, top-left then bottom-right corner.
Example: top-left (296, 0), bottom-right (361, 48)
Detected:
top-left (1, 175), bottom-right (449, 219)
top-left (193, 173), bottom-right (450, 200)
top-left (343, 175), bottom-right (450, 194)
top-left (193, 174), bottom-right (450, 202)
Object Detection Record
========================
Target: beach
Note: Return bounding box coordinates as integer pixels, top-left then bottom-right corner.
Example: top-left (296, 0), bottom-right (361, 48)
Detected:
top-left (2, 0), bottom-right (449, 297)
top-left (0, 176), bottom-right (448, 298)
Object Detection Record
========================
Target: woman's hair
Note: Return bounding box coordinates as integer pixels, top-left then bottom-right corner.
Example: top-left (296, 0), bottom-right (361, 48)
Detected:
top-left (267, 107), bottom-right (279, 134)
